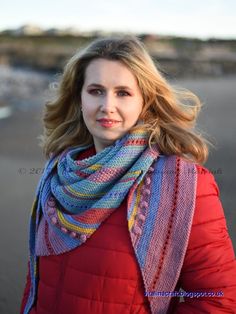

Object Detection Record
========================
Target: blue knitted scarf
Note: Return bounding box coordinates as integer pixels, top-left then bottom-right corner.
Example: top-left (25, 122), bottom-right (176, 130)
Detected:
top-left (24, 128), bottom-right (160, 313)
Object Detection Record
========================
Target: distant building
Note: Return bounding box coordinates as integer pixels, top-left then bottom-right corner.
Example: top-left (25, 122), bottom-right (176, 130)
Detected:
top-left (44, 28), bottom-right (59, 36)
top-left (45, 27), bottom-right (81, 36)
top-left (12, 24), bottom-right (43, 35)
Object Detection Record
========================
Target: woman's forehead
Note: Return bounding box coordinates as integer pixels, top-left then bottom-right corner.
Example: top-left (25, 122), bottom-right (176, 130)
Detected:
top-left (83, 58), bottom-right (139, 89)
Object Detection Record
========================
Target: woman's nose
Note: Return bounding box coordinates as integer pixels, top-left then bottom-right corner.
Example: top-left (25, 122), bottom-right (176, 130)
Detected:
top-left (100, 94), bottom-right (116, 113)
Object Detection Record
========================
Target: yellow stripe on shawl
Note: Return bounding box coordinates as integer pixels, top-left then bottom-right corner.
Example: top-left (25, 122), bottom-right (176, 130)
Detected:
top-left (66, 185), bottom-right (105, 197)
top-left (57, 211), bottom-right (96, 234)
top-left (130, 128), bottom-right (146, 135)
top-left (88, 164), bottom-right (102, 171)
top-left (129, 170), bottom-right (142, 176)
top-left (128, 180), bottom-right (144, 230)
top-left (34, 261), bottom-right (37, 276)
top-left (30, 199), bottom-right (37, 218)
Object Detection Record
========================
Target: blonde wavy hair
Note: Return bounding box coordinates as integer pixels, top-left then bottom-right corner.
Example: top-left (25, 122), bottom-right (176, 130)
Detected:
top-left (38, 35), bottom-right (212, 164)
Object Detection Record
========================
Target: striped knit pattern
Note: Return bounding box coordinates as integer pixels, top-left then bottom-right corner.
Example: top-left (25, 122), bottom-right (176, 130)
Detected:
top-left (34, 129), bottom-right (159, 256)
top-left (23, 129), bottom-right (197, 314)
top-left (24, 129), bottom-right (158, 313)
top-left (128, 155), bottom-right (197, 313)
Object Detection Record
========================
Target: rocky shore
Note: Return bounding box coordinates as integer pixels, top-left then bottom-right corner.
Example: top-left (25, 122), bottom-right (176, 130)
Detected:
top-left (1, 34), bottom-right (236, 77)
top-left (0, 65), bottom-right (52, 110)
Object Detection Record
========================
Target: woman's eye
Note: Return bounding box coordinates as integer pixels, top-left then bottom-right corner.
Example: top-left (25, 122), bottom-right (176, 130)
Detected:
top-left (89, 89), bottom-right (103, 95)
top-left (89, 89), bottom-right (130, 96)
top-left (118, 90), bottom-right (130, 96)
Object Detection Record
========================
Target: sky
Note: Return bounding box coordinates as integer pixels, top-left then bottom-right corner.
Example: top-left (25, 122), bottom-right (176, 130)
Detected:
top-left (1, 0), bottom-right (235, 39)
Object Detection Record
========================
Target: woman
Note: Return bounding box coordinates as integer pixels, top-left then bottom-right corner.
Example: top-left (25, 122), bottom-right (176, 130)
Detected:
top-left (20, 35), bottom-right (236, 313)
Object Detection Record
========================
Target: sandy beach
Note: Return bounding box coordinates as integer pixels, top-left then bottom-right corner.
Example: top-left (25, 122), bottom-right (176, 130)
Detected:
top-left (0, 72), bottom-right (235, 313)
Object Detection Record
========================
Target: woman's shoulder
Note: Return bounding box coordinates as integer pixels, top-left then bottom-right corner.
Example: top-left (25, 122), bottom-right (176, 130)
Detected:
top-left (191, 163), bottom-right (225, 227)
top-left (161, 154), bottom-right (220, 198)
top-left (195, 164), bottom-right (220, 198)
top-left (171, 155), bottom-right (220, 197)
top-left (175, 157), bottom-right (223, 223)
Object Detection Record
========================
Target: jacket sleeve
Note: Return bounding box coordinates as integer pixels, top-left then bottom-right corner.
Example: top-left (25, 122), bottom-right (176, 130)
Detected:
top-left (174, 165), bottom-right (236, 313)
top-left (20, 260), bottom-right (31, 314)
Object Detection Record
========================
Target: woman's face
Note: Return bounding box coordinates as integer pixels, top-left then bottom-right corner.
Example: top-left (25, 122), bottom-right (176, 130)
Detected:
top-left (81, 58), bottom-right (143, 152)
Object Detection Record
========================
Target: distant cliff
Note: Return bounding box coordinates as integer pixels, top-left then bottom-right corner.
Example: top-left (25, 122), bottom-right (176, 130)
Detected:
top-left (0, 34), bottom-right (236, 77)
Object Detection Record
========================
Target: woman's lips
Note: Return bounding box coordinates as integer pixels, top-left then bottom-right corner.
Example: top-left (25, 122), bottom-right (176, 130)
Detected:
top-left (97, 118), bottom-right (121, 128)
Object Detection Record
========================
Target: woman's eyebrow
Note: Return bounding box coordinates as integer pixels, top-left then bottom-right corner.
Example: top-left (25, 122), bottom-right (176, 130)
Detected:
top-left (87, 83), bottom-right (133, 90)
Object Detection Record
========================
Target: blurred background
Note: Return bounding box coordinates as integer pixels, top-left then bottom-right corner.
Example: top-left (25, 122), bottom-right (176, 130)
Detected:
top-left (0, 0), bottom-right (235, 313)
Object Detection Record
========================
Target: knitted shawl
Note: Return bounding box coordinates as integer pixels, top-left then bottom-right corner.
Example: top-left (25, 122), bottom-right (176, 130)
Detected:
top-left (23, 129), bottom-right (197, 314)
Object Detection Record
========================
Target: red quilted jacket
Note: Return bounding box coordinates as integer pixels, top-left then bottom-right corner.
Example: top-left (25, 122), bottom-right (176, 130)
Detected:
top-left (20, 160), bottom-right (236, 313)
